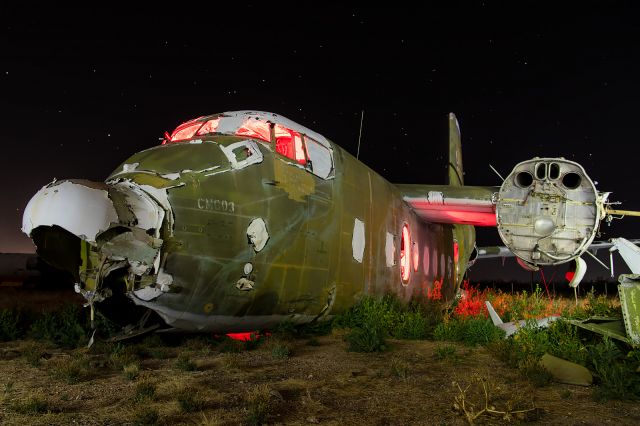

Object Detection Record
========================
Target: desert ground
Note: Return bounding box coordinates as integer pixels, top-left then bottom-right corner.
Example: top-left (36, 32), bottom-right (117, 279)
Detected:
top-left (1, 330), bottom-right (639, 426)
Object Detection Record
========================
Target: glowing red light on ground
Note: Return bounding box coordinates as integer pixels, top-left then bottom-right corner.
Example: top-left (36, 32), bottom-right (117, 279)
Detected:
top-left (226, 332), bottom-right (256, 341)
top-left (454, 280), bottom-right (487, 317)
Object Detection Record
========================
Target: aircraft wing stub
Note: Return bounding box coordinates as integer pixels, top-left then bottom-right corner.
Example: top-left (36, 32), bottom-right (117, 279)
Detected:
top-left (397, 184), bottom-right (497, 226)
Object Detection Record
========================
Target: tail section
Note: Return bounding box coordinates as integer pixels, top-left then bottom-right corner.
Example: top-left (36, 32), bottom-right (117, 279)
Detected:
top-left (485, 301), bottom-right (503, 325)
top-left (448, 113), bottom-right (464, 186)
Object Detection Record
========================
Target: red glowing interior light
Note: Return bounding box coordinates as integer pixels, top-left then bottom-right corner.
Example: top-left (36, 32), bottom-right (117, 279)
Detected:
top-left (453, 241), bottom-right (459, 263)
top-left (197, 118), bottom-right (221, 136)
top-left (274, 124), bottom-right (307, 165)
top-left (170, 121), bottom-right (203, 141)
top-left (565, 271), bottom-right (575, 282)
top-left (400, 224), bottom-right (411, 282)
top-left (236, 119), bottom-right (271, 142)
top-left (439, 211), bottom-right (497, 227)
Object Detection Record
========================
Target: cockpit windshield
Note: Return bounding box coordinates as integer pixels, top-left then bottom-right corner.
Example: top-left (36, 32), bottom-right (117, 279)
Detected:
top-left (164, 111), bottom-right (334, 179)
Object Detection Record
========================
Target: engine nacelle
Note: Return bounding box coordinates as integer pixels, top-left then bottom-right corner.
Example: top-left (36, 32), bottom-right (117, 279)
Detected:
top-left (496, 158), bottom-right (604, 266)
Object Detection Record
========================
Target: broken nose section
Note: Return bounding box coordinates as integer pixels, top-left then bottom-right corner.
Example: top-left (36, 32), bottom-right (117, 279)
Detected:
top-left (22, 179), bottom-right (119, 245)
top-left (22, 178), bottom-right (173, 306)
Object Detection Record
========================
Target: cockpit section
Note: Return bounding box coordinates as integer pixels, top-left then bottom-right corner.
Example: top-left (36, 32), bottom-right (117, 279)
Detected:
top-left (163, 111), bottom-right (335, 180)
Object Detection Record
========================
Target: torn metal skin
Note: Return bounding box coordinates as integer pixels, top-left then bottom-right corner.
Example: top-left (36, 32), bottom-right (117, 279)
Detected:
top-left (22, 110), bottom-right (617, 335)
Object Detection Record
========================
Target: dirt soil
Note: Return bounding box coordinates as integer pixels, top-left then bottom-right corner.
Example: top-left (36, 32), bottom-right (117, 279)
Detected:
top-left (1, 333), bottom-right (639, 425)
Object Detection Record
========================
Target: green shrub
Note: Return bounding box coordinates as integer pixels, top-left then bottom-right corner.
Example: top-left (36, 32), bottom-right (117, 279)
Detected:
top-left (334, 294), bottom-right (439, 341)
top-left (588, 337), bottom-right (640, 400)
top-left (177, 389), bottom-right (205, 412)
top-left (22, 342), bottom-right (46, 367)
top-left (50, 355), bottom-right (89, 384)
top-left (334, 295), bottom-right (402, 333)
top-left (123, 363), bottom-right (140, 380)
top-left (271, 343), bottom-right (291, 360)
top-left (461, 319), bottom-right (505, 345)
top-left (545, 320), bottom-right (587, 365)
top-left (30, 305), bottom-right (87, 348)
top-left (0, 308), bottom-right (21, 341)
top-left (585, 288), bottom-right (620, 317)
top-left (109, 343), bottom-right (140, 370)
top-left (175, 353), bottom-right (196, 371)
top-left (345, 323), bottom-right (386, 353)
top-left (390, 356), bottom-right (409, 380)
top-left (394, 310), bottom-right (429, 339)
top-left (519, 355), bottom-right (552, 387)
top-left (246, 384), bottom-right (272, 426)
top-left (433, 320), bottom-right (464, 342)
top-left (434, 344), bottom-right (458, 362)
top-left (433, 318), bottom-right (504, 345)
top-left (134, 381), bottom-right (156, 402)
top-left (133, 407), bottom-right (159, 425)
top-left (12, 396), bottom-right (49, 414)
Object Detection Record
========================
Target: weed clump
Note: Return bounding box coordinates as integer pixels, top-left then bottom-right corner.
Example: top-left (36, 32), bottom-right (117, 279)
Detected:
top-left (335, 295), bottom-right (435, 339)
top-left (271, 343), bottom-right (291, 360)
top-left (519, 356), bottom-right (552, 387)
top-left (133, 407), bottom-right (159, 425)
top-left (21, 342), bottom-right (47, 367)
top-left (345, 323), bottom-right (387, 352)
top-left (134, 381), bottom-right (157, 402)
top-left (176, 388), bottom-right (206, 412)
top-left (175, 353), bottom-right (196, 371)
top-left (589, 338), bottom-right (640, 400)
top-left (0, 308), bottom-right (21, 341)
top-left (29, 305), bottom-right (87, 348)
top-left (109, 343), bottom-right (140, 370)
top-left (123, 362), bottom-right (140, 380)
top-left (390, 356), bottom-right (409, 380)
top-left (246, 384), bottom-right (272, 425)
top-left (434, 344), bottom-right (459, 362)
top-left (433, 318), bottom-right (504, 345)
top-left (11, 395), bottom-right (49, 414)
top-left (49, 354), bottom-right (90, 384)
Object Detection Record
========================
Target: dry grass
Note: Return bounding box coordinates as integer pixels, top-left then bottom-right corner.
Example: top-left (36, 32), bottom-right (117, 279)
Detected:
top-left (1, 334), bottom-right (639, 425)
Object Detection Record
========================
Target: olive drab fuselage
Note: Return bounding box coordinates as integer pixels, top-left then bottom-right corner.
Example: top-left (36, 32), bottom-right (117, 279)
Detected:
top-left (106, 136), bottom-right (472, 332)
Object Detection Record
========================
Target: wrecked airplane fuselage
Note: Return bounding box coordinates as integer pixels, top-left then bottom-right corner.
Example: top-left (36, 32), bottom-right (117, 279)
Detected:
top-left (23, 111), bottom-right (471, 333)
top-left (23, 110), bottom-right (612, 335)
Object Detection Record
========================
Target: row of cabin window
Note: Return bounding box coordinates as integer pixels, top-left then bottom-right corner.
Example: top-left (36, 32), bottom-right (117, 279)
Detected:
top-left (170, 117), bottom-right (334, 180)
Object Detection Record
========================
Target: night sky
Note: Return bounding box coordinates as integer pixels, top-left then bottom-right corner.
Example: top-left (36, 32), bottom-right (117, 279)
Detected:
top-left (2, 4), bottom-right (640, 281)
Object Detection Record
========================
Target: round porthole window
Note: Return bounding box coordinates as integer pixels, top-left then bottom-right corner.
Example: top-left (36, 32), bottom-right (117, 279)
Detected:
top-left (400, 224), bottom-right (411, 283)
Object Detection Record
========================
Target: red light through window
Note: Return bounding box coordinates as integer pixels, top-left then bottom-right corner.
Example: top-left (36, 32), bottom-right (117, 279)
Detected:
top-left (400, 224), bottom-right (411, 282)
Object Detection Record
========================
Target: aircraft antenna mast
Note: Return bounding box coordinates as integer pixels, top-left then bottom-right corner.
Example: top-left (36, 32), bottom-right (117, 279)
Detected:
top-left (356, 110), bottom-right (365, 159)
top-left (489, 164), bottom-right (505, 182)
